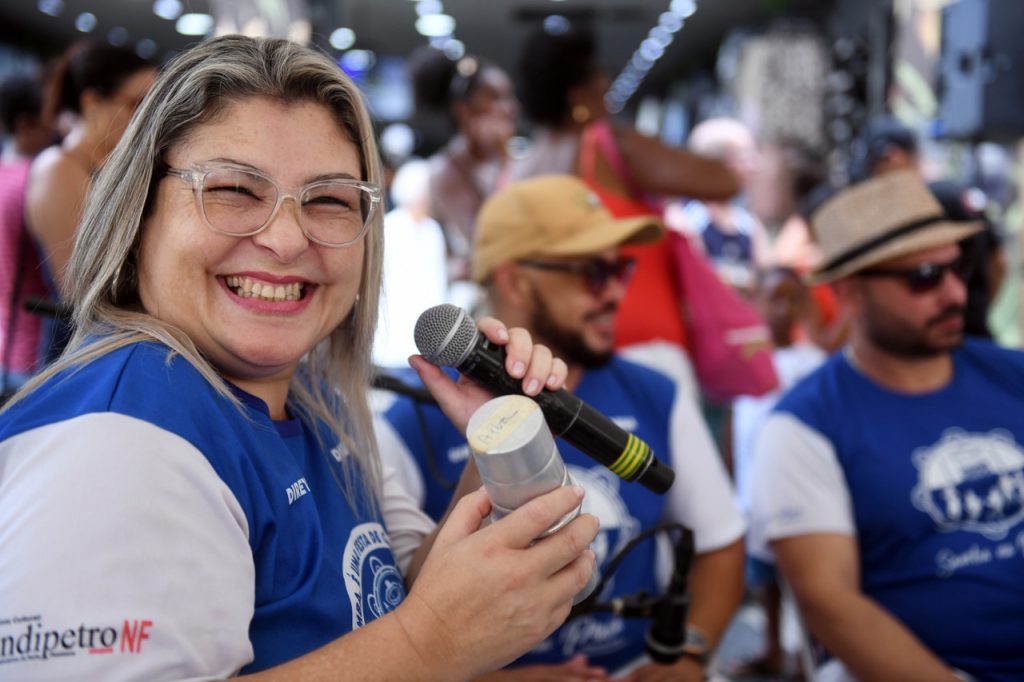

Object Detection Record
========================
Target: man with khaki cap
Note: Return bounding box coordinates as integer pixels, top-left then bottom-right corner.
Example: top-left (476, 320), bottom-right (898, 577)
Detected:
top-left (379, 174), bottom-right (744, 680)
top-left (749, 170), bottom-right (1024, 681)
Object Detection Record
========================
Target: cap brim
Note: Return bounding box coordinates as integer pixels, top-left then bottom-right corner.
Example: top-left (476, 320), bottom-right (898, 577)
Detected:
top-left (540, 214), bottom-right (665, 257)
top-left (809, 220), bottom-right (985, 284)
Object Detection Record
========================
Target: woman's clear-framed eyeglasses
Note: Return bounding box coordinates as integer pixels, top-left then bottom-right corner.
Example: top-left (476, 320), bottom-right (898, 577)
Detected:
top-left (165, 163), bottom-right (382, 248)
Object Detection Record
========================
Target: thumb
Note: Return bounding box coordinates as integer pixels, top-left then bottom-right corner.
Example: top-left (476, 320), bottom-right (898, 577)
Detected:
top-left (431, 487), bottom-right (492, 552)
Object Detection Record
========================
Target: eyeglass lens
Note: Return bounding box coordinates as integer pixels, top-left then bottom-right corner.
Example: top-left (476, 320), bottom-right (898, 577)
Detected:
top-left (905, 257), bottom-right (973, 293)
top-left (200, 167), bottom-right (372, 245)
top-left (861, 256), bottom-right (974, 293)
top-left (584, 258), bottom-right (636, 295)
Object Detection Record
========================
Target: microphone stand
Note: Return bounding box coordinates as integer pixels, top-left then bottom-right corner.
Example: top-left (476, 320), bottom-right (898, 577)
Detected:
top-left (568, 523), bottom-right (696, 665)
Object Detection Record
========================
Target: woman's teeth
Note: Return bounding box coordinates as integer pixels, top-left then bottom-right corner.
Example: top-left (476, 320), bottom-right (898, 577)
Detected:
top-left (226, 276), bottom-right (305, 301)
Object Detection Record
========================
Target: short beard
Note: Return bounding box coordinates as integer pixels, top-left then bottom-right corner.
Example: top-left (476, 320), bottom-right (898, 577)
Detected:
top-left (862, 292), bottom-right (966, 358)
top-left (528, 288), bottom-right (614, 369)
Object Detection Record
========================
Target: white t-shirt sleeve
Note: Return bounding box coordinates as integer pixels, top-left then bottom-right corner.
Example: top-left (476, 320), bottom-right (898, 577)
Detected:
top-left (662, 369), bottom-right (747, 553)
top-left (748, 412), bottom-right (855, 561)
top-left (0, 413), bottom-right (255, 681)
top-left (374, 416), bottom-right (435, 576)
top-left (622, 341), bottom-right (746, 553)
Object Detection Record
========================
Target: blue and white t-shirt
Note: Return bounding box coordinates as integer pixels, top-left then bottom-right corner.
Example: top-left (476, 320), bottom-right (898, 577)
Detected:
top-left (750, 338), bottom-right (1024, 681)
top-left (377, 342), bottom-right (744, 673)
top-left (0, 342), bottom-right (432, 680)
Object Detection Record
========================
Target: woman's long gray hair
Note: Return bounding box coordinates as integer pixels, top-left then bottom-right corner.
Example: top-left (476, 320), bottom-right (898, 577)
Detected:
top-left (9, 35), bottom-right (386, 512)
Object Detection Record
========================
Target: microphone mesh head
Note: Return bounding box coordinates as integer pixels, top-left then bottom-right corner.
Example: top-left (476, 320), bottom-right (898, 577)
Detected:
top-left (414, 304), bottom-right (478, 366)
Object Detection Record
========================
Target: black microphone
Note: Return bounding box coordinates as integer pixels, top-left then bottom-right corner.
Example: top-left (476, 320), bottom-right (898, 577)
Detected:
top-left (645, 526), bottom-right (695, 663)
top-left (414, 304), bottom-right (674, 494)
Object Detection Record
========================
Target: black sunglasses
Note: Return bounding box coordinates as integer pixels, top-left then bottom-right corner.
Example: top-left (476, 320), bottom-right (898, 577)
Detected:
top-left (519, 256), bottom-right (638, 296)
top-left (858, 255), bottom-right (974, 294)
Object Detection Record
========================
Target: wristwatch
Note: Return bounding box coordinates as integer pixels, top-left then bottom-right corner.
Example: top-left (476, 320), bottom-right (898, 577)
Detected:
top-left (679, 625), bottom-right (710, 665)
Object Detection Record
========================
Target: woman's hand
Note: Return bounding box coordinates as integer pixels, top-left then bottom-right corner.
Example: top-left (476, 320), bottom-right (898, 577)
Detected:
top-left (396, 484), bottom-right (599, 679)
top-left (409, 317), bottom-right (568, 434)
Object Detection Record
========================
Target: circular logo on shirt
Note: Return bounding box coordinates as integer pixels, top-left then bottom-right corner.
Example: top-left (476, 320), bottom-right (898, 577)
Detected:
top-left (342, 523), bottom-right (406, 628)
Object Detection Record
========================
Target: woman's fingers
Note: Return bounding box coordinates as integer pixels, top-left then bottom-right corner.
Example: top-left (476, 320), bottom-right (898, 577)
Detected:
top-left (477, 318), bottom-right (567, 394)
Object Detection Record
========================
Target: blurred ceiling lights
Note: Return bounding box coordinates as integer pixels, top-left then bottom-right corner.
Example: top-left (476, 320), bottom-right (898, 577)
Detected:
top-left (606, 0), bottom-right (698, 113)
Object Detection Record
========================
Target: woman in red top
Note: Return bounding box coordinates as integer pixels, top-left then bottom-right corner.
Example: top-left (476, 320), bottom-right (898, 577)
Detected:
top-left (512, 26), bottom-right (739, 351)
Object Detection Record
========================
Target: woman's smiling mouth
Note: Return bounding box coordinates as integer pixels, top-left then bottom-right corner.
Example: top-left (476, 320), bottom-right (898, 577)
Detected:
top-left (224, 275), bottom-right (308, 301)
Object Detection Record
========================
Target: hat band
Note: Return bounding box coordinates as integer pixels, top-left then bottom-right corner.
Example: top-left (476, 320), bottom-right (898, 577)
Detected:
top-left (820, 214), bottom-right (945, 274)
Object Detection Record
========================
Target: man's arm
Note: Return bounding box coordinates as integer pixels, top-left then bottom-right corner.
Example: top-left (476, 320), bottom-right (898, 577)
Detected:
top-left (686, 538), bottom-right (745, 653)
top-left (774, 532), bottom-right (960, 682)
top-left (622, 344), bottom-right (746, 681)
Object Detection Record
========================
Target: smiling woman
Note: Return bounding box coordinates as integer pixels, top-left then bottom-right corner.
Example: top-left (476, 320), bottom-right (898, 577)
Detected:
top-left (0, 35), bottom-right (597, 681)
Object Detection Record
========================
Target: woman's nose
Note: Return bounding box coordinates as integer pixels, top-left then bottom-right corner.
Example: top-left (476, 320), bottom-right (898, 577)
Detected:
top-left (251, 195), bottom-right (310, 262)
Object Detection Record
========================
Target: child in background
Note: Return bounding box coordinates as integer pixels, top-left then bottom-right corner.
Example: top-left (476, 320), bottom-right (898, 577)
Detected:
top-left (730, 266), bottom-right (826, 678)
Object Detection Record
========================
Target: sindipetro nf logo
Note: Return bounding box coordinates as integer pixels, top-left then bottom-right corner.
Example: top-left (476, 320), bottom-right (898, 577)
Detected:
top-left (342, 523), bottom-right (405, 629)
top-left (0, 614), bottom-right (153, 665)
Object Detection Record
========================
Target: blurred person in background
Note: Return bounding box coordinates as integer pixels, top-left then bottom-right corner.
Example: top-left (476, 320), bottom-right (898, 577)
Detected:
top-left (25, 41), bottom-right (156, 364)
top-left (668, 117), bottom-right (771, 297)
top-left (378, 175), bottom-right (745, 682)
top-left (0, 72), bottom-right (54, 397)
top-left (772, 154), bottom-right (849, 354)
top-left (408, 46), bottom-right (518, 294)
top-left (513, 25), bottom-right (739, 357)
top-left (929, 180), bottom-right (1005, 341)
top-left (729, 266), bottom-right (825, 679)
top-left (847, 116), bottom-right (920, 183)
top-left (374, 158), bottom-right (448, 368)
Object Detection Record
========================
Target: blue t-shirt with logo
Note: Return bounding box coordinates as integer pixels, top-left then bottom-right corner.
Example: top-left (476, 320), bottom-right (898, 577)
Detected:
top-left (384, 357), bottom-right (677, 672)
top-left (772, 337), bottom-right (1024, 680)
top-left (0, 342), bottom-right (403, 678)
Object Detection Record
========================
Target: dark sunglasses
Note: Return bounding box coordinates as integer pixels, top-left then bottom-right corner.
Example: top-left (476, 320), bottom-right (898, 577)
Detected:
top-left (858, 255), bottom-right (974, 294)
top-left (519, 256), bottom-right (638, 296)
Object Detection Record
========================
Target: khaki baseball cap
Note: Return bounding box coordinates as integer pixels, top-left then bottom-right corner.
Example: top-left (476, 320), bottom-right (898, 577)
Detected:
top-left (471, 174), bottom-right (664, 282)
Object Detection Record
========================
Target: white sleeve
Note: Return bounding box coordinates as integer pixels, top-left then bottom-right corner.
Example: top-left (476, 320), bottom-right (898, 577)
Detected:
top-left (0, 413), bottom-right (255, 681)
top-left (619, 340), bottom-right (701, 404)
top-left (374, 417), bottom-right (435, 576)
top-left (621, 341), bottom-right (746, 553)
top-left (748, 412), bottom-right (855, 561)
top-left (662, 365), bottom-right (747, 553)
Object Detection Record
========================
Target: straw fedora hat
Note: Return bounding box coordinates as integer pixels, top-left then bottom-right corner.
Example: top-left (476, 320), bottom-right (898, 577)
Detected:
top-left (809, 170), bottom-right (984, 284)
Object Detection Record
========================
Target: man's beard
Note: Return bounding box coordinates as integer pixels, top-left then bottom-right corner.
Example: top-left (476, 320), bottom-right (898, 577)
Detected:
top-left (863, 294), bottom-right (966, 358)
top-left (528, 289), bottom-right (615, 369)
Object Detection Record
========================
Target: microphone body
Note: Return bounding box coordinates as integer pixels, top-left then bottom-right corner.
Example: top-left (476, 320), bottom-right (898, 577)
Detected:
top-left (467, 394), bottom-right (599, 605)
top-left (415, 304), bottom-right (675, 494)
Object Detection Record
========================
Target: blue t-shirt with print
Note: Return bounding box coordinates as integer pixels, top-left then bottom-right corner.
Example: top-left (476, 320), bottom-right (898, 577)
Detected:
top-left (776, 337), bottom-right (1024, 681)
top-left (0, 342), bottom-right (404, 673)
top-left (384, 356), bottom-right (675, 672)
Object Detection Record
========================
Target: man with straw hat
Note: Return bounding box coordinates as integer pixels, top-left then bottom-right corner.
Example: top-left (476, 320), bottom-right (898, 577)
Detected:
top-left (378, 174), bottom-right (745, 680)
top-left (748, 170), bottom-right (1024, 681)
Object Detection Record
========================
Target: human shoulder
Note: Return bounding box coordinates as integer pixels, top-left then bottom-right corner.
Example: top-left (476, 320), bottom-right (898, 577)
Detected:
top-left (774, 351), bottom-right (847, 419)
top-left (2, 341), bottom-right (223, 440)
top-left (27, 146), bottom-right (88, 195)
top-left (25, 146), bottom-right (90, 246)
top-left (959, 336), bottom-right (1024, 369)
top-left (618, 341), bottom-right (697, 390)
